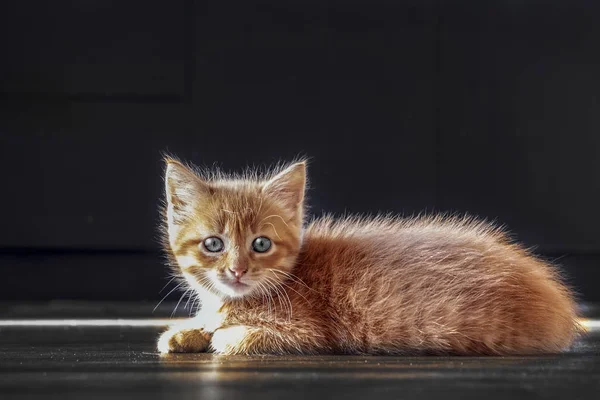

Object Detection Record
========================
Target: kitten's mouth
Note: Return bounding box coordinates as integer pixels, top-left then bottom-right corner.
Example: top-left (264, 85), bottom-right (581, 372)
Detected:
top-left (225, 280), bottom-right (249, 289)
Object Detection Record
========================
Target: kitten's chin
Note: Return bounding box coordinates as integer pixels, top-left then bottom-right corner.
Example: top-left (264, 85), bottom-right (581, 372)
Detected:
top-left (213, 279), bottom-right (255, 299)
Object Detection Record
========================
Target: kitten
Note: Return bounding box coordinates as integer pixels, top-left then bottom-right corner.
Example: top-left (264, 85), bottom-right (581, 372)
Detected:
top-left (157, 157), bottom-right (580, 355)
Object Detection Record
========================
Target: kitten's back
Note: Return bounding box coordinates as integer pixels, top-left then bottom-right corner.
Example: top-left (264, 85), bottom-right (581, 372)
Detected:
top-left (296, 215), bottom-right (579, 355)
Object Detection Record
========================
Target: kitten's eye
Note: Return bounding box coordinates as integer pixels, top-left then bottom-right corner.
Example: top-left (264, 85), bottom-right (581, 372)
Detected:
top-left (203, 237), bottom-right (224, 253)
top-left (252, 237), bottom-right (272, 253)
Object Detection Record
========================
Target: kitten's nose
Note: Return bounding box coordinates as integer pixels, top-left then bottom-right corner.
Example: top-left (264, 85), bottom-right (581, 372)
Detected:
top-left (228, 266), bottom-right (248, 279)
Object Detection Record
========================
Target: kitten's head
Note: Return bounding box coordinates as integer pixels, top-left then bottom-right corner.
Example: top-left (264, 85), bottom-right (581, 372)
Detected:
top-left (163, 158), bottom-right (306, 300)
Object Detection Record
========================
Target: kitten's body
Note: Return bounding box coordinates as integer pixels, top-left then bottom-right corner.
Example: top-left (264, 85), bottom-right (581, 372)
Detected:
top-left (158, 159), bottom-right (579, 355)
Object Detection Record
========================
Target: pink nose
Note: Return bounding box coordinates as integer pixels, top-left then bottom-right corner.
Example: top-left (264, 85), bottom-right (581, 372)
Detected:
top-left (229, 266), bottom-right (247, 279)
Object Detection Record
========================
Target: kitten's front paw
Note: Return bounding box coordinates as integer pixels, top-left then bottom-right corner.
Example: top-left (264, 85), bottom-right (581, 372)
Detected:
top-left (210, 325), bottom-right (253, 355)
top-left (157, 328), bottom-right (211, 354)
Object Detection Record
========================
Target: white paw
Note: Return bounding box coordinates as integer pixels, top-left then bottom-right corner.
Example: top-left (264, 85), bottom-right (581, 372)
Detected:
top-left (210, 325), bottom-right (250, 354)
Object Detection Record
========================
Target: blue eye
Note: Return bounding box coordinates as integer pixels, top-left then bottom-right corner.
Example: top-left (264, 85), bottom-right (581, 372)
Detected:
top-left (203, 237), bottom-right (224, 252)
top-left (252, 237), bottom-right (272, 253)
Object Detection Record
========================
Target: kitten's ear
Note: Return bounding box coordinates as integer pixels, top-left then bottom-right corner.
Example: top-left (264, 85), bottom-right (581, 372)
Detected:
top-left (164, 159), bottom-right (210, 222)
top-left (263, 162), bottom-right (306, 213)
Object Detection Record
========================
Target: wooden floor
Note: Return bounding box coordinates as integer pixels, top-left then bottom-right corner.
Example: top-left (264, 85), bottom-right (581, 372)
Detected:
top-left (0, 318), bottom-right (598, 400)
top-left (0, 301), bottom-right (598, 399)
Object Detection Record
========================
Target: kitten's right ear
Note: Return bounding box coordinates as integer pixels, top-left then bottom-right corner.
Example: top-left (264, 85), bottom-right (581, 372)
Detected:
top-left (263, 161), bottom-right (306, 216)
top-left (164, 159), bottom-right (210, 222)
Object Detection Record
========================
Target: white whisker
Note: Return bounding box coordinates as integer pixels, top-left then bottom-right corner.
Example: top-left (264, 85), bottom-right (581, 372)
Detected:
top-left (258, 214), bottom-right (290, 229)
top-left (269, 269), bottom-right (320, 294)
top-left (172, 289), bottom-right (191, 318)
top-left (159, 275), bottom-right (178, 294)
top-left (153, 281), bottom-right (185, 313)
top-left (264, 275), bottom-right (293, 322)
top-left (260, 222), bottom-right (282, 240)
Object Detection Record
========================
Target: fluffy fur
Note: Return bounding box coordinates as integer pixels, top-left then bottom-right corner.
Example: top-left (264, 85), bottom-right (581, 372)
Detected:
top-left (157, 157), bottom-right (580, 355)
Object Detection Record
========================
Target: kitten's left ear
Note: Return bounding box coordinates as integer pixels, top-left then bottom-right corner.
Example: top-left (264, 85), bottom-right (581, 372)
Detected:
top-left (263, 161), bottom-right (306, 214)
top-left (164, 159), bottom-right (210, 223)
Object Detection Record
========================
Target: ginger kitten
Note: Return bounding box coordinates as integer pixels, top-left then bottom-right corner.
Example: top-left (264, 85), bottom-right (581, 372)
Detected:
top-left (157, 158), bottom-right (580, 355)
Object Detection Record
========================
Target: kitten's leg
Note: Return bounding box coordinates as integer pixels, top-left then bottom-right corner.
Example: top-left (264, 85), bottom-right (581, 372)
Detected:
top-left (157, 310), bottom-right (224, 353)
top-left (210, 324), bottom-right (330, 355)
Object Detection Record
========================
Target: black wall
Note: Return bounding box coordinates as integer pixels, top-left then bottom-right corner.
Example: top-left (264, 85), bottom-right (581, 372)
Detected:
top-left (1, 1), bottom-right (599, 301)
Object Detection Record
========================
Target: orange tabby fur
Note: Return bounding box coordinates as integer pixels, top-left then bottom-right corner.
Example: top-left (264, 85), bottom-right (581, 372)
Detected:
top-left (157, 158), bottom-right (580, 355)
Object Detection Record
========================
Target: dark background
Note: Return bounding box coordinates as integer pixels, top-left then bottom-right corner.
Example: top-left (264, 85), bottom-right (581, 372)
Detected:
top-left (0, 1), bottom-right (598, 302)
